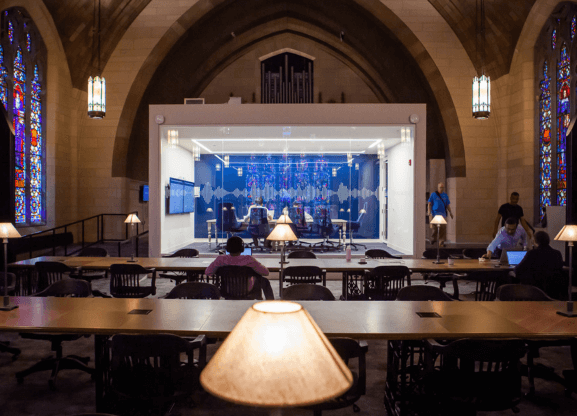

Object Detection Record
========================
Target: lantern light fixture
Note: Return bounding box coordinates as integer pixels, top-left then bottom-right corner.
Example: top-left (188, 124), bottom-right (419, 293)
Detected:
top-left (88, 0), bottom-right (105, 119)
top-left (472, 0), bottom-right (490, 119)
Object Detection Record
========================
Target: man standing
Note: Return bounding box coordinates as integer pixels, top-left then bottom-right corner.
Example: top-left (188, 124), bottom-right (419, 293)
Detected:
top-left (482, 217), bottom-right (527, 259)
top-left (427, 182), bottom-right (454, 247)
top-left (493, 192), bottom-right (533, 240)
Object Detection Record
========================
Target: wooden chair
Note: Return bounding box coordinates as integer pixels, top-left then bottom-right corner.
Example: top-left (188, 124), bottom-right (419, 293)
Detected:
top-left (164, 282), bottom-right (221, 299)
top-left (282, 265), bottom-right (326, 288)
top-left (282, 284), bottom-right (335, 300)
top-left (287, 250), bottom-right (317, 259)
top-left (70, 247), bottom-right (109, 282)
top-left (212, 265), bottom-right (266, 300)
top-left (363, 266), bottom-right (411, 300)
top-left (496, 284), bottom-right (553, 301)
top-left (304, 338), bottom-right (368, 415)
top-left (34, 261), bottom-right (79, 292)
top-left (365, 248), bottom-right (401, 259)
top-left (109, 264), bottom-right (156, 298)
top-left (16, 279), bottom-right (94, 390)
top-left (396, 285), bottom-right (454, 301)
top-left (159, 248), bottom-right (202, 285)
top-left (467, 271), bottom-right (508, 301)
top-left (104, 333), bottom-right (206, 415)
top-left (420, 250), bottom-right (461, 299)
top-left (423, 338), bottom-right (526, 415)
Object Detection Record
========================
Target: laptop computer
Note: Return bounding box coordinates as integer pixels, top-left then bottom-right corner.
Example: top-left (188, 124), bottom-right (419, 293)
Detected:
top-left (226, 247), bottom-right (252, 256)
top-left (499, 248), bottom-right (527, 267)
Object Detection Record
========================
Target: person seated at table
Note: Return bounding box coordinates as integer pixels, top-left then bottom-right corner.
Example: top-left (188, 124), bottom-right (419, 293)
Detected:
top-left (290, 201), bottom-right (313, 222)
top-left (243, 197), bottom-right (273, 222)
top-left (514, 231), bottom-right (564, 297)
top-left (482, 217), bottom-right (527, 259)
top-left (204, 236), bottom-right (274, 299)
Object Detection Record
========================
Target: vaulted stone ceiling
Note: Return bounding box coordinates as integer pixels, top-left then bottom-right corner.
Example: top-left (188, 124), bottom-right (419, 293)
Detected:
top-left (40, 0), bottom-right (536, 90)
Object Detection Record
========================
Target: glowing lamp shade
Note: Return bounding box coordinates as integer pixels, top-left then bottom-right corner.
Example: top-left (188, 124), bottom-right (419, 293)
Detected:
top-left (124, 214), bottom-right (141, 224)
top-left (267, 223), bottom-right (297, 241)
top-left (200, 301), bottom-right (353, 407)
top-left (555, 225), bottom-right (577, 241)
top-left (430, 215), bottom-right (447, 225)
top-left (0, 223), bottom-right (21, 239)
top-left (472, 74), bottom-right (490, 119)
top-left (276, 214), bottom-right (293, 224)
top-left (88, 75), bottom-right (106, 119)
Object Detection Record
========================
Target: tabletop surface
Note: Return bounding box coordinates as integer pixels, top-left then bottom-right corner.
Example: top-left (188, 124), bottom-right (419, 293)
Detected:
top-left (9, 256), bottom-right (504, 273)
top-left (1, 297), bottom-right (576, 340)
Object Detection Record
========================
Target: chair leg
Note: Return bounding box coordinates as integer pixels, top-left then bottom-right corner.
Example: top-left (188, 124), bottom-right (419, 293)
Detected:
top-left (0, 341), bottom-right (21, 360)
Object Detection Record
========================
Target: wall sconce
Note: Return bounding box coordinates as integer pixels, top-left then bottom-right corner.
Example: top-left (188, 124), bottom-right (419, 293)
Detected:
top-left (378, 143), bottom-right (385, 159)
top-left (216, 164), bottom-right (221, 171)
top-left (237, 167), bottom-right (243, 177)
top-left (224, 155), bottom-right (230, 168)
top-left (347, 153), bottom-right (352, 167)
top-left (194, 146), bottom-right (200, 161)
top-left (401, 127), bottom-right (411, 143)
top-left (167, 129), bottom-right (179, 147)
top-left (355, 163), bottom-right (359, 171)
top-left (332, 167), bottom-right (337, 177)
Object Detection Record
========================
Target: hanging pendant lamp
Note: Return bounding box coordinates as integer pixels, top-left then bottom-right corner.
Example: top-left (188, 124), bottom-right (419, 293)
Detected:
top-left (472, 0), bottom-right (490, 119)
top-left (88, 0), bottom-right (105, 118)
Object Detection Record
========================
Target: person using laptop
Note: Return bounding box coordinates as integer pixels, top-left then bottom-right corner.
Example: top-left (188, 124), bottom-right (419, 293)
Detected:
top-left (482, 217), bottom-right (527, 259)
top-left (205, 236), bottom-right (273, 299)
top-left (514, 231), bottom-right (563, 292)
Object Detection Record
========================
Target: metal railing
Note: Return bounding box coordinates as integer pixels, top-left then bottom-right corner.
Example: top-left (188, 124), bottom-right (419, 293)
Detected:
top-left (17, 212), bottom-right (148, 258)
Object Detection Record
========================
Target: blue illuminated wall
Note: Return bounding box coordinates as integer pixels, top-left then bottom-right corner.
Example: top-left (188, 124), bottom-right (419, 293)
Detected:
top-left (195, 154), bottom-right (380, 239)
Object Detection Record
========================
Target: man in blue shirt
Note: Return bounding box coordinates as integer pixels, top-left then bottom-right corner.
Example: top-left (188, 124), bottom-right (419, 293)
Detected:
top-left (482, 217), bottom-right (527, 259)
top-left (427, 182), bottom-right (453, 246)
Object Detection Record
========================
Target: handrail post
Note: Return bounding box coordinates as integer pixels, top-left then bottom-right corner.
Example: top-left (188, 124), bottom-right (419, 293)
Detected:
top-left (64, 226), bottom-right (68, 256)
top-left (82, 220), bottom-right (85, 249)
top-left (101, 215), bottom-right (104, 241)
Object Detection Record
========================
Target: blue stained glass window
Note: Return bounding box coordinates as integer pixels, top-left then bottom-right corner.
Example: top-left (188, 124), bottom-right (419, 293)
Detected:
top-left (8, 20), bottom-right (13, 44)
top-left (556, 44), bottom-right (569, 206)
top-left (572, 16), bottom-right (577, 41)
top-left (26, 32), bottom-right (31, 52)
top-left (0, 45), bottom-right (7, 108)
top-left (539, 61), bottom-right (552, 220)
top-left (13, 48), bottom-right (26, 223)
top-left (552, 29), bottom-right (557, 49)
top-left (30, 65), bottom-right (42, 221)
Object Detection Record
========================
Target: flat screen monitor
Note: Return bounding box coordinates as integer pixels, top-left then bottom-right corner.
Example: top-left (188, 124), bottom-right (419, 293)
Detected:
top-left (168, 178), bottom-right (195, 214)
top-left (140, 185), bottom-right (149, 202)
top-left (183, 183), bottom-right (195, 213)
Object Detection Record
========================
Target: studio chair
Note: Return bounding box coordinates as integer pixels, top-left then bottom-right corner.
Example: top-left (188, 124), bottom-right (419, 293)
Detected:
top-left (104, 333), bottom-right (206, 415)
top-left (304, 338), bottom-right (368, 415)
top-left (282, 284), bottom-right (335, 301)
top-left (16, 279), bottom-right (94, 390)
top-left (215, 202), bottom-right (242, 251)
top-left (396, 285), bottom-right (454, 301)
top-left (109, 264), bottom-right (156, 298)
top-left (365, 249), bottom-right (401, 259)
top-left (288, 206), bottom-right (312, 248)
top-left (348, 203), bottom-right (367, 251)
top-left (0, 272), bottom-right (21, 360)
top-left (423, 338), bottom-right (526, 415)
top-left (213, 265), bottom-right (273, 300)
top-left (247, 207), bottom-right (270, 251)
top-left (466, 271), bottom-right (508, 301)
top-left (312, 207), bottom-right (341, 252)
top-left (159, 248), bottom-right (202, 285)
top-left (282, 265), bottom-right (326, 289)
top-left (34, 261), bottom-right (80, 293)
top-left (164, 282), bottom-right (221, 299)
top-left (363, 266), bottom-right (411, 300)
top-left (287, 250), bottom-right (317, 259)
top-left (69, 246), bottom-right (109, 282)
top-left (421, 249), bottom-right (462, 299)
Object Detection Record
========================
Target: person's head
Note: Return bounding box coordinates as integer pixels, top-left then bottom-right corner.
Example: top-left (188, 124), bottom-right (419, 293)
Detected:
top-left (225, 236), bottom-right (244, 255)
top-left (534, 231), bottom-right (550, 247)
top-left (509, 192), bottom-right (519, 205)
top-left (504, 217), bottom-right (519, 235)
top-left (437, 183), bottom-right (445, 193)
top-left (255, 197), bottom-right (263, 206)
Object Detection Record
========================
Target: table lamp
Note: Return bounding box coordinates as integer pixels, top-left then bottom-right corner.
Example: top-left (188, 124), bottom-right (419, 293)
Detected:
top-left (124, 214), bottom-right (141, 262)
top-left (0, 222), bottom-right (21, 311)
top-left (430, 215), bottom-right (447, 264)
top-left (554, 224), bottom-right (577, 317)
top-left (200, 301), bottom-right (353, 412)
top-left (266, 217), bottom-right (297, 298)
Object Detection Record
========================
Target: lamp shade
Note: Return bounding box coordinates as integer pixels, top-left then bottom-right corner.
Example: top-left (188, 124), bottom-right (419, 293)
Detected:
top-left (124, 214), bottom-right (141, 224)
top-left (554, 225), bottom-right (577, 241)
top-left (430, 215), bottom-right (447, 225)
top-left (200, 301), bottom-right (353, 407)
top-left (267, 223), bottom-right (297, 241)
top-left (276, 214), bottom-right (293, 224)
top-left (0, 223), bottom-right (21, 239)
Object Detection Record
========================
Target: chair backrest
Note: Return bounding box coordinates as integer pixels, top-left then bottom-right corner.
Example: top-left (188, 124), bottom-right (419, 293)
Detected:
top-left (282, 284), bottom-right (335, 300)
top-left (0, 272), bottom-right (16, 291)
top-left (164, 282), bottom-right (221, 299)
top-left (467, 271), bottom-right (507, 301)
top-left (496, 284), bottom-right (553, 301)
top-left (364, 266), bottom-right (411, 300)
top-left (248, 207), bottom-right (269, 237)
top-left (213, 265), bottom-right (263, 300)
top-left (166, 248), bottom-right (199, 258)
top-left (78, 247), bottom-right (108, 257)
top-left (287, 250), bottom-right (317, 259)
top-left (109, 333), bottom-right (197, 401)
top-left (109, 264), bottom-right (156, 298)
top-left (396, 285), bottom-right (454, 301)
top-left (34, 279), bottom-right (92, 298)
top-left (216, 202), bottom-right (239, 232)
top-left (329, 338), bottom-right (367, 395)
top-left (365, 249), bottom-right (401, 259)
top-left (313, 207), bottom-right (335, 237)
top-left (462, 248), bottom-right (487, 259)
top-left (289, 206), bottom-right (307, 228)
top-left (34, 261), bottom-right (76, 291)
top-left (283, 266), bottom-right (325, 286)
top-left (422, 249), bottom-right (451, 260)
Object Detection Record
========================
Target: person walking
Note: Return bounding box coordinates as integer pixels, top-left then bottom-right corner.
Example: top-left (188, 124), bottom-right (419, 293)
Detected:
top-left (427, 182), bottom-right (453, 247)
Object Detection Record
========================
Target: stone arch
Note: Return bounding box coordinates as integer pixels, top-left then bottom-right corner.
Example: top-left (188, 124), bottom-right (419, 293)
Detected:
top-left (112, 0), bottom-right (465, 179)
top-left (258, 48), bottom-right (316, 62)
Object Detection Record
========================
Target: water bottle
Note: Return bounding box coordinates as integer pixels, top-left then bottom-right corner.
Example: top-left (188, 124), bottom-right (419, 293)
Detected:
top-left (346, 245), bottom-right (352, 262)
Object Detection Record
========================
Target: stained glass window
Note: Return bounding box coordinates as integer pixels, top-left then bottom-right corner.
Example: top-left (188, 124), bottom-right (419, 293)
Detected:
top-left (572, 16), bottom-right (576, 41)
top-left (1, 8), bottom-right (46, 225)
top-left (556, 44), bottom-right (569, 206)
top-left (539, 61), bottom-right (551, 220)
top-left (552, 28), bottom-right (557, 49)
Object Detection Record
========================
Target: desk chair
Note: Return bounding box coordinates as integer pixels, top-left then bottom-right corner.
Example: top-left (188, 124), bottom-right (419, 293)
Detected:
top-left (159, 248), bottom-right (202, 285)
top-left (421, 249), bottom-right (462, 299)
top-left (282, 284), bottom-right (335, 301)
top-left (365, 249), bottom-right (401, 259)
top-left (34, 261), bottom-right (80, 293)
top-left (16, 279), bottom-right (94, 390)
top-left (212, 265), bottom-right (273, 300)
top-left (164, 282), bottom-right (221, 299)
top-left (247, 207), bottom-right (270, 251)
top-left (288, 207), bottom-right (312, 248)
top-left (109, 264), bottom-right (156, 298)
top-left (287, 250), bottom-right (317, 259)
top-left (466, 270), bottom-right (509, 301)
top-left (312, 207), bottom-right (341, 251)
top-left (348, 203), bottom-right (367, 251)
top-left (215, 203), bottom-right (243, 251)
top-left (282, 265), bottom-right (326, 289)
top-left (363, 266), bottom-right (411, 300)
top-left (396, 285), bottom-right (454, 301)
top-left (69, 247), bottom-right (109, 282)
